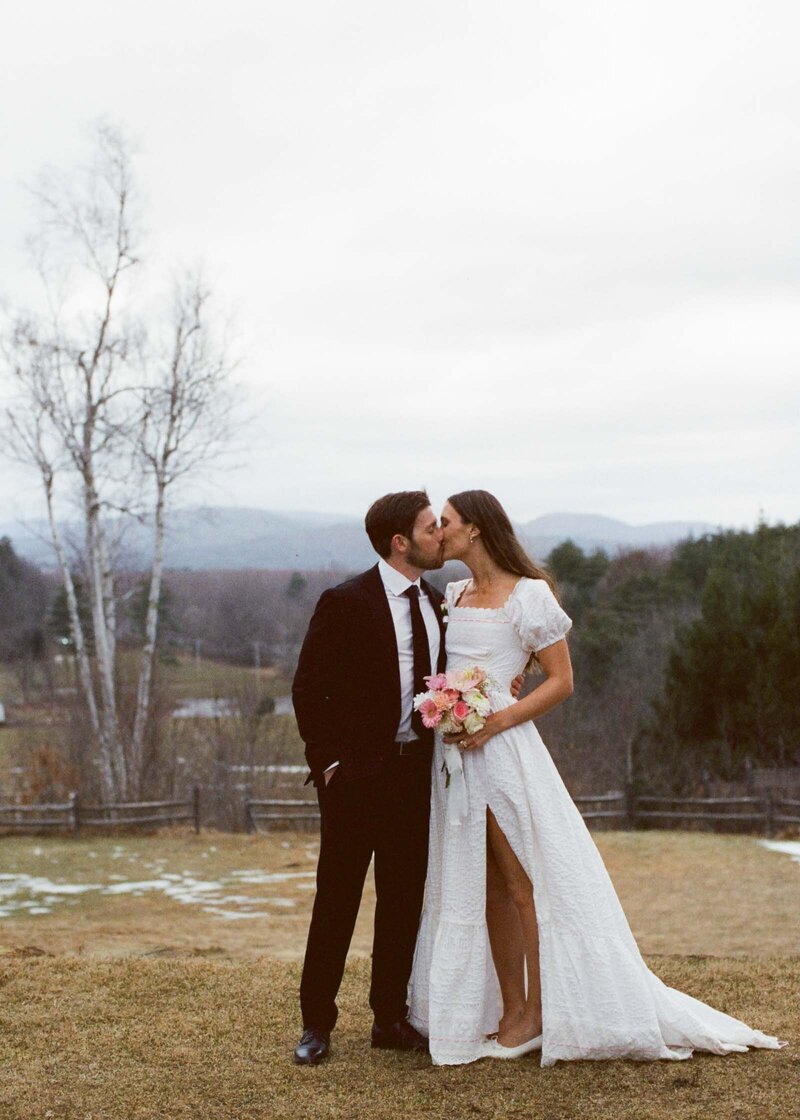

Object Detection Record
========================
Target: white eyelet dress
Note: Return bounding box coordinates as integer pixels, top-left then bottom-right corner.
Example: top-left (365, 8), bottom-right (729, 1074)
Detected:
top-left (407, 577), bottom-right (784, 1067)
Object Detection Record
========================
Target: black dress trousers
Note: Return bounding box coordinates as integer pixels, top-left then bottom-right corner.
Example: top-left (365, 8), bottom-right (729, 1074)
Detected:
top-left (299, 747), bottom-right (432, 1032)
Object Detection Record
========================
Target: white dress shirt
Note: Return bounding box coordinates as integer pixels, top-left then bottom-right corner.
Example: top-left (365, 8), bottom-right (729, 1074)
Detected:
top-left (377, 558), bottom-right (442, 742)
top-left (324, 559), bottom-right (441, 776)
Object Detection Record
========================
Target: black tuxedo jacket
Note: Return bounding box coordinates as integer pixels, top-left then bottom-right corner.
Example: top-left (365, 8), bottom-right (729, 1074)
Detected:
top-left (292, 564), bottom-right (447, 785)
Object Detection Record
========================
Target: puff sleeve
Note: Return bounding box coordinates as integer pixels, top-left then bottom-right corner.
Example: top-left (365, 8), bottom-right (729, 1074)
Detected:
top-left (507, 578), bottom-right (572, 653)
top-left (445, 578), bottom-right (471, 612)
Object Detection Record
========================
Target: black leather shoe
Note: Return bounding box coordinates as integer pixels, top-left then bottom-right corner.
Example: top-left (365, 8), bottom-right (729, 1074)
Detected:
top-left (293, 1028), bottom-right (331, 1065)
top-left (371, 1020), bottom-right (429, 1053)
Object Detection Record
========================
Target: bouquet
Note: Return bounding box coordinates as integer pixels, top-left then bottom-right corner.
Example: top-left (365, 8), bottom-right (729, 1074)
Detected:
top-left (414, 666), bottom-right (493, 787)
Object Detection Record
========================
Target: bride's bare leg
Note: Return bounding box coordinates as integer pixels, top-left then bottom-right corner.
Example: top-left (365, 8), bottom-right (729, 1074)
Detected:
top-left (487, 809), bottom-right (542, 1046)
top-left (485, 828), bottom-right (526, 1032)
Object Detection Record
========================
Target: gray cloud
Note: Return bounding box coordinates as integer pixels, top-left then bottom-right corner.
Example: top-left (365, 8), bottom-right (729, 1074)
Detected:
top-left (1, 0), bottom-right (798, 531)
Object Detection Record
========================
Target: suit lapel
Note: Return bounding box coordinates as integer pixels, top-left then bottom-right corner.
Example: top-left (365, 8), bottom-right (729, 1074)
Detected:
top-left (362, 564), bottom-right (402, 725)
top-left (422, 578), bottom-right (447, 674)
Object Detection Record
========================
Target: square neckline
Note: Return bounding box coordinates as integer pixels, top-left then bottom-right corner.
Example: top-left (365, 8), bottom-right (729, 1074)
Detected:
top-left (451, 577), bottom-right (525, 613)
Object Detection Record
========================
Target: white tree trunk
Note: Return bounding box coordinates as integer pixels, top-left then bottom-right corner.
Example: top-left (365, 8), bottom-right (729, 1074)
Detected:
top-left (44, 480), bottom-right (115, 799)
top-left (130, 484), bottom-right (167, 798)
top-left (84, 480), bottom-right (126, 797)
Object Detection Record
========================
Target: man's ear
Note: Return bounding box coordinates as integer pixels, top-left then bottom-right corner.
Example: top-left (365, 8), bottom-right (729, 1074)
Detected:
top-left (392, 533), bottom-right (408, 554)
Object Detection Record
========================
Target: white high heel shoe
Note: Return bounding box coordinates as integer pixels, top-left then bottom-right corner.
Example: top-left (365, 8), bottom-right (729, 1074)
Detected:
top-left (485, 1034), bottom-right (543, 1059)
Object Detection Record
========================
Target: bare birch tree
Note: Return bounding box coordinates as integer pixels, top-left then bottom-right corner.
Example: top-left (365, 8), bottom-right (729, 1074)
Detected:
top-left (2, 124), bottom-right (237, 800)
top-left (128, 274), bottom-right (234, 794)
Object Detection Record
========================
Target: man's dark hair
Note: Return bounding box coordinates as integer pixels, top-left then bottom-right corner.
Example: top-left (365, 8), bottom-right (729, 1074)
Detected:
top-left (365, 491), bottom-right (431, 559)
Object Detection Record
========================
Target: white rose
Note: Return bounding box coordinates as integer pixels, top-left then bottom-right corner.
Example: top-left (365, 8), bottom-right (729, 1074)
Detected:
top-left (464, 711), bottom-right (484, 735)
top-left (463, 689), bottom-right (491, 716)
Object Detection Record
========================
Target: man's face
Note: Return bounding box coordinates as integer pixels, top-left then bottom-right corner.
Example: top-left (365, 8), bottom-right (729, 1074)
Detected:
top-left (405, 506), bottom-right (444, 570)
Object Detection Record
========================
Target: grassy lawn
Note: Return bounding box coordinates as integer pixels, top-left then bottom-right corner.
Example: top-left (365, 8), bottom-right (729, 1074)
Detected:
top-left (0, 665), bottom-right (20, 704)
top-left (0, 653), bottom-right (291, 712)
top-left (0, 653), bottom-right (302, 786)
top-left (0, 831), bottom-right (797, 1117)
top-left (162, 655), bottom-right (289, 701)
top-left (0, 830), bottom-right (797, 960)
top-left (0, 955), bottom-right (795, 1120)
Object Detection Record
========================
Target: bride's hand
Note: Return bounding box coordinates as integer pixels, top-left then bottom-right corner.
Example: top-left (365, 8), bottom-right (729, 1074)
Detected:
top-left (442, 711), bottom-right (510, 752)
top-left (510, 673), bottom-right (525, 699)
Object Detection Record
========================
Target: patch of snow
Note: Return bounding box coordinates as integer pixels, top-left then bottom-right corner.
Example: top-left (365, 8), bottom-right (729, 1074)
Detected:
top-left (104, 880), bottom-right (177, 894)
top-left (200, 908), bottom-right (269, 920)
top-left (228, 870), bottom-right (316, 884)
top-left (760, 839), bottom-right (800, 863)
top-left (0, 860), bottom-right (313, 921)
top-left (172, 698), bottom-right (238, 719)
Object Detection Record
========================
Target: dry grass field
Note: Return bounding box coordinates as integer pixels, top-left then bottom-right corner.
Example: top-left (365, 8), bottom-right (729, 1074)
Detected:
top-left (0, 956), bottom-right (796, 1120)
top-left (0, 830), bottom-right (797, 959)
top-left (0, 830), bottom-right (798, 1118)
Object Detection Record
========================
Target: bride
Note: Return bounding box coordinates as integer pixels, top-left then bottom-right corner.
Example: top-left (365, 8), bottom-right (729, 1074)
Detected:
top-left (408, 489), bottom-right (784, 1067)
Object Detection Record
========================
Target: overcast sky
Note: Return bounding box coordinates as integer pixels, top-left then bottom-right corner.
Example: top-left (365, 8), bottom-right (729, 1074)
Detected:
top-left (1, 0), bottom-right (798, 529)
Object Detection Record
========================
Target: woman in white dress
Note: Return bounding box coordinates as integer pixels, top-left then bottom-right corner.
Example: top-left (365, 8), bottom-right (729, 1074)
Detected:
top-left (408, 490), bottom-right (784, 1067)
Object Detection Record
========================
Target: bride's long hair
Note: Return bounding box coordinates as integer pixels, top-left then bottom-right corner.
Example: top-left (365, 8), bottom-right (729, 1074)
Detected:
top-left (447, 490), bottom-right (561, 601)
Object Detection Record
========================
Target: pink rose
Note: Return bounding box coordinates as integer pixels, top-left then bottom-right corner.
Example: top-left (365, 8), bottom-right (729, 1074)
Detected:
top-left (418, 698), bottom-right (443, 728)
top-left (424, 673), bottom-right (449, 691)
top-left (449, 667), bottom-right (484, 692)
top-left (452, 700), bottom-right (471, 722)
top-left (441, 688), bottom-right (460, 709)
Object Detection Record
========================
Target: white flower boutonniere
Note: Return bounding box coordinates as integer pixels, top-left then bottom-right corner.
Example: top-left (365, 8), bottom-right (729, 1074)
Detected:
top-left (440, 600), bottom-right (449, 625)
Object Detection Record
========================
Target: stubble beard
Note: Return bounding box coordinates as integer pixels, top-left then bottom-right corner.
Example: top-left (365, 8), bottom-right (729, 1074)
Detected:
top-left (407, 540), bottom-right (444, 572)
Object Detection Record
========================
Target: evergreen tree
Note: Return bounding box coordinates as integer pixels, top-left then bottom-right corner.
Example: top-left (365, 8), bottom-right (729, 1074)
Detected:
top-left (643, 523), bottom-right (800, 784)
top-left (0, 537), bottom-right (48, 661)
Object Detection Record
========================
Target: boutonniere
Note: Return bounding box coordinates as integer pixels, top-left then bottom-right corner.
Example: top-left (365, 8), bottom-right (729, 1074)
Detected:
top-left (440, 601), bottom-right (449, 625)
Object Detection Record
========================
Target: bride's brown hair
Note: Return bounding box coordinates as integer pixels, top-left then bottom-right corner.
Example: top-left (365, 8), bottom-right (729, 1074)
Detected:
top-left (447, 490), bottom-right (561, 601)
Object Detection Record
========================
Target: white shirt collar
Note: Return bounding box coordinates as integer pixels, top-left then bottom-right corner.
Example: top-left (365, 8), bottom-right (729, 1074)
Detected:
top-left (378, 557), bottom-right (422, 598)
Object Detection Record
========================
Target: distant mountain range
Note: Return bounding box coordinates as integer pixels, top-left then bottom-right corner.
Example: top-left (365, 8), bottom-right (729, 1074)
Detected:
top-left (0, 507), bottom-right (719, 571)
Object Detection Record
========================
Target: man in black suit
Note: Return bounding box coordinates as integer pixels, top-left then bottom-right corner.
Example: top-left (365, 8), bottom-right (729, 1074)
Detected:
top-left (291, 491), bottom-right (446, 1065)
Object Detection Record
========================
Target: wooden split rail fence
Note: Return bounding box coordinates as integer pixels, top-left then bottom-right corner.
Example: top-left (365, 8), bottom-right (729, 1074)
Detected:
top-left (0, 788), bottom-right (201, 834)
top-left (1, 787), bottom-right (798, 837)
top-left (245, 789), bottom-right (800, 835)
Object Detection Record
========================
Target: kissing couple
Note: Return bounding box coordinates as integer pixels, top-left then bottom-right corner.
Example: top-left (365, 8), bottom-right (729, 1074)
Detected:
top-left (291, 489), bottom-right (783, 1067)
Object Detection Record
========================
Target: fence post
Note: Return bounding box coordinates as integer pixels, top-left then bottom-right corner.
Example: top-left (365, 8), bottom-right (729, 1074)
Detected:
top-left (192, 786), bottom-right (201, 834)
top-left (764, 791), bottom-right (774, 838)
top-left (70, 790), bottom-right (80, 835)
top-left (244, 799), bottom-right (253, 834)
top-left (625, 781), bottom-right (637, 831)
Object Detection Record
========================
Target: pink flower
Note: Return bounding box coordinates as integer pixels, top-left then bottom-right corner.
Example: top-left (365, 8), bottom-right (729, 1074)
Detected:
top-left (425, 673), bottom-right (449, 691)
top-left (433, 688), bottom-right (460, 711)
top-left (418, 698), bottom-right (443, 728)
top-left (452, 700), bottom-right (471, 722)
top-left (441, 688), bottom-right (460, 709)
top-left (448, 667), bottom-right (485, 692)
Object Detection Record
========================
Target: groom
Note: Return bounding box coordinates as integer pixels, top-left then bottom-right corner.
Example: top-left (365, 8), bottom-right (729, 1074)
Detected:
top-left (291, 491), bottom-right (446, 1065)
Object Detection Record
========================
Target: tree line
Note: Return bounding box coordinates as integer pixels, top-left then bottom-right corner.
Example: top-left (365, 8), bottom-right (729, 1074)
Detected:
top-left (1, 520), bottom-right (797, 797)
top-left (539, 522), bottom-right (800, 793)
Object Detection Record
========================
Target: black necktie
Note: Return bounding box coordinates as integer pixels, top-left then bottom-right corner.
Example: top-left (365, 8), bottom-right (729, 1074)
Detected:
top-left (403, 585), bottom-right (432, 741)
